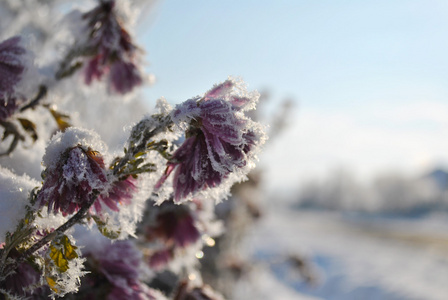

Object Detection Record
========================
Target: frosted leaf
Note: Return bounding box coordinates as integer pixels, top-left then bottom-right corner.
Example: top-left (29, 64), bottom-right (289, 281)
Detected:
top-left (0, 166), bottom-right (39, 244)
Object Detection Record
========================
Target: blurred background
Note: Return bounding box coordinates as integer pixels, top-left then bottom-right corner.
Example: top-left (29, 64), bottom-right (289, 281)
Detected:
top-left (140, 1), bottom-right (448, 299)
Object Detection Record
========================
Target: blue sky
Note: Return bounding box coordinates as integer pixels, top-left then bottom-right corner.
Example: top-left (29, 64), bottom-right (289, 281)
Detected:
top-left (137, 0), bottom-right (448, 190)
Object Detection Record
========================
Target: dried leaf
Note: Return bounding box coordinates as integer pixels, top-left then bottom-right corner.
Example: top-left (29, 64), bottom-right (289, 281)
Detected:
top-left (17, 118), bottom-right (38, 142)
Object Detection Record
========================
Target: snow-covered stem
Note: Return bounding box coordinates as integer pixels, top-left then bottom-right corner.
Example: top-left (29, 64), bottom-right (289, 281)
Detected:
top-left (113, 115), bottom-right (173, 175)
top-left (1, 190), bottom-right (100, 280)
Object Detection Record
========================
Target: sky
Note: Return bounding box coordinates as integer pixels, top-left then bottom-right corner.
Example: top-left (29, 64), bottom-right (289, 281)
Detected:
top-left (137, 0), bottom-right (448, 191)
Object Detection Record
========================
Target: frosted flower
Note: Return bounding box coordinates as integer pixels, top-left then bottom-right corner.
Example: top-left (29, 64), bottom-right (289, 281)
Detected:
top-left (145, 202), bottom-right (200, 248)
top-left (79, 240), bottom-right (161, 300)
top-left (0, 36), bottom-right (27, 120)
top-left (36, 145), bottom-right (108, 216)
top-left (36, 128), bottom-right (137, 216)
top-left (0, 36), bottom-right (26, 95)
top-left (156, 78), bottom-right (265, 202)
top-left (109, 60), bottom-right (143, 94)
top-left (142, 200), bottom-right (201, 270)
top-left (1, 259), bottom-right (49, 299)
top-left (81, 0), bottom-right (142, 94)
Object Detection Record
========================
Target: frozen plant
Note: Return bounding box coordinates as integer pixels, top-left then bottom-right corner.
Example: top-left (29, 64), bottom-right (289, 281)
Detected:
top-left (0, 1), bottom-right (266, 298)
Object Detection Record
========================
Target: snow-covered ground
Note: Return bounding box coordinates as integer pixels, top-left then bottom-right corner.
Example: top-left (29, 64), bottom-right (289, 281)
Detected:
top-left (235, 208), bottom-right (448, 300)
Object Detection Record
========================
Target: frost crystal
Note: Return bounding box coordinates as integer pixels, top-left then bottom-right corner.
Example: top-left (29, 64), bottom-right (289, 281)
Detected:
top-left (157, 77), bottom-right (266, 202)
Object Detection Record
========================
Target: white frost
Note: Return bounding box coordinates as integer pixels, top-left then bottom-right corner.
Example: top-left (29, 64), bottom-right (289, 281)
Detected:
top-left (42, 127), bottom-right (107, 170)
top-left (0, 167), bottom-right (39, 243)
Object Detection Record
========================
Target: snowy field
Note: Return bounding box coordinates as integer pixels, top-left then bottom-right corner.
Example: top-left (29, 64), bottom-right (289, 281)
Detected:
top-left (235, 208), bottom-right (448, 300)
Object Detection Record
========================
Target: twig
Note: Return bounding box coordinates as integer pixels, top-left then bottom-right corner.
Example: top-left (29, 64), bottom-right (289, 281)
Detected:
top-left (19, 85), bottom-right (47, 112)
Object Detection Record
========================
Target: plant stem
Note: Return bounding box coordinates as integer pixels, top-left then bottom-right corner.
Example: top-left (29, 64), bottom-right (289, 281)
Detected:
top-left (0, 190), bottom-right (99, 280)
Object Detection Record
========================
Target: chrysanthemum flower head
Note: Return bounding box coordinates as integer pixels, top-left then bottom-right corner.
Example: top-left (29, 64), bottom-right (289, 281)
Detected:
top-left (80, 239), bottom-right (164, 300)
top-left (36, 144), bottom-right (108, 216)
top-left (0, 36), bottom-right (30, 121)
top-left (36, 128), bottom-right (136, 216)
top-left (0, 36), bottom-right (26, 95)
top-left (156, 77), bottom-right (266, 202)
top-left (81, 0), bottom-right (142, 94)
top-left (145, 201), bottom-right (200, 248)
top-left (2, 260), bottom-right (50, 299)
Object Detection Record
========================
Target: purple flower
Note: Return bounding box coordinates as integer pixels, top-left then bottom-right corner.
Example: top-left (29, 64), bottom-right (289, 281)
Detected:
top-left (0, 36), bottom-right (28, 121)
top-left (156, 78), bottom-right (265, 202)
top-left (80, 240), bottom-right (161, 300)
top-left (81, 0), bottom-right (142, 94)
top-left (0, 36), bottom-right (26, 95)
top-left (142, 200), bottom-right (200, 270)
top-left (1, 260), bottom-right (49, 299)
top-left (96, 175), bottom-right (137, 213)
top-left (109, 61), bottom-right (143, 94)
top-left (145, 201), bottom-right (200, 248)
top-left (36, 146), bottom-right (108, 216)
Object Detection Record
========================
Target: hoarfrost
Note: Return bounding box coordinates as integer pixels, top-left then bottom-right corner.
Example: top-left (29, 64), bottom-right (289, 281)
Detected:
top-left (42, 127), bottom-right (107, 171)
